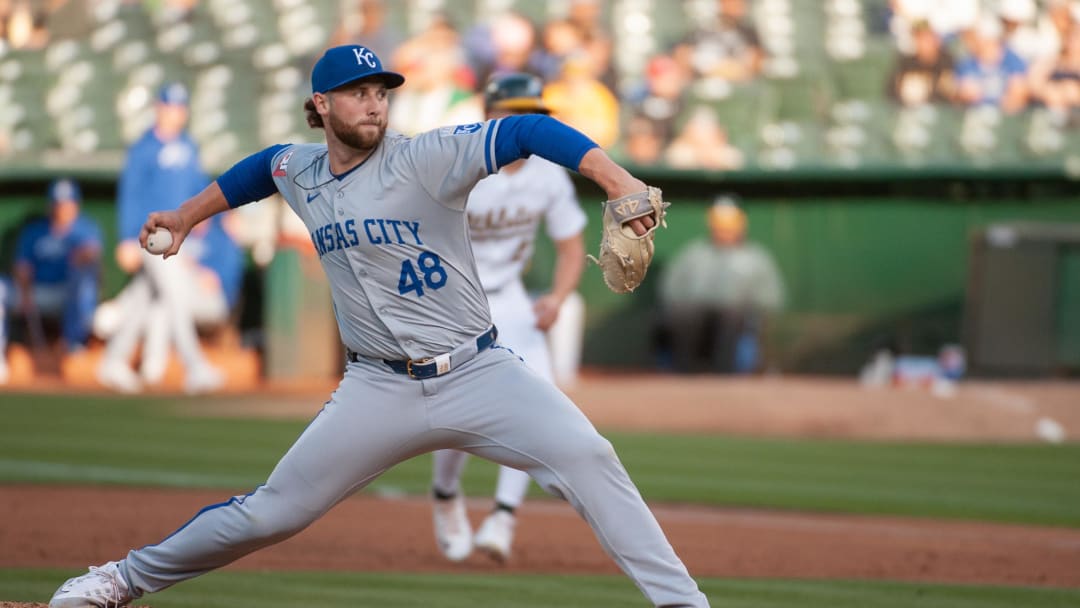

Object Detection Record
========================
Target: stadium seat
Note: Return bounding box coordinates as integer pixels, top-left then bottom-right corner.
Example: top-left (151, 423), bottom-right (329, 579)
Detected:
top-left (889, 103), bottom-right (963, 166)
top-left (0, 1), bottom-right (1064, 174)
top-left (1023, 108), bottom-right (1068, 160)
top-left (694, 82), bottom-right (765, 158)
top-left (829, 38), bottom-right (893, 103)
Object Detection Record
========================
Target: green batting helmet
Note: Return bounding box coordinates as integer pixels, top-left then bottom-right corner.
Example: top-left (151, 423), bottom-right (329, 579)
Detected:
top-left (484, 73), bottom-right (551, 114)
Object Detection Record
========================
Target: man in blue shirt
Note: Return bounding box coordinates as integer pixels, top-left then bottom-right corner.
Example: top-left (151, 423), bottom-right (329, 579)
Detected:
top-left (15, 177), bottom-right (101, 346)
top-left (955, 17), bottom-right (1030, 113)
top-left (0, 178), bottom-right (102, 382)
top-left (97, 82), bottom-right (224, 394)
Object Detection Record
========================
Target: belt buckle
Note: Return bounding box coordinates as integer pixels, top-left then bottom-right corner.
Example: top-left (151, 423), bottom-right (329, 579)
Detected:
top-left (406, 358), bottom-right (431, 379)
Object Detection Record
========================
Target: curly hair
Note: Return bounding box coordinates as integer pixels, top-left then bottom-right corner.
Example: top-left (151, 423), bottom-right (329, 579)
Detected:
top-left (303, 98), bottom-right (324, 129)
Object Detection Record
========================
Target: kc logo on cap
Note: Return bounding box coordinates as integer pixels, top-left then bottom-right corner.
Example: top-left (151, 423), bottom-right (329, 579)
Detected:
top-left (311, 45), bottom-right (406, 94)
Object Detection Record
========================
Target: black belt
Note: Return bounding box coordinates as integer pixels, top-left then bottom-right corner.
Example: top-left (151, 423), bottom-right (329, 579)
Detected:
top-left (346, 326), bottom-right (498, 380)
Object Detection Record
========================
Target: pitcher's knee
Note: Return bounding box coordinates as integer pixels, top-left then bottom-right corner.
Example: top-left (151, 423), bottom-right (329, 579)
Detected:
top-left (563, 433), bottom-right (620, 469)
top-left (533, 435), bottom-right (622, 500)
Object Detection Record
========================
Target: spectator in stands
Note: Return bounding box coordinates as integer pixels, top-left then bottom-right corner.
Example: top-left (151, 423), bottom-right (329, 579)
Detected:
top-left (955, 17), bottom-right (1030, 114)
top-left (675, 0), bottom-right (763, 84)
top-left (1046, 0), bottom-right (1080, 46)
top-left (626, 54), bottom-right (691, 148)
top-left (1, 179), bottom-right (101, 372)
top-left (656, 196), bottom-right (784, 374)
top-left (536, 18), bottom-right (586, 82)
top-left (1031, 26), bottom-right (1080, 117)
top-left (389, 17), bottom-right (483, 135)
top-left (96, 82), bottom-right (223, 394)
top-left (330, 0), bottom-right (402, 62)
top-left (888, 0), bottom-right (979, 53)
top-left (464, 12), bottom-right (546, 90)
top-left (0, 0), bottom-right (48, 50)
top-left (664, 105), bottom-right (744, 170)
top-left (542, 52), bottom-right (619, 148)
top-left (620, 113), bottom-right (666, 165)
top-left (565, 0), bottom-right (616, 91)
top-left (997, 0), bottom-right (1053, 66)
top-left (886, 20), bottom-right (956, 106)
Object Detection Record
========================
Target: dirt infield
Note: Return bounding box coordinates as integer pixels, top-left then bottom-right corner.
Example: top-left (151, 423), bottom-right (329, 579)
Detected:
top-left (3, 375), bottom-right (1079, 605)
top-left (4, 485), bottom-right (1080, 589)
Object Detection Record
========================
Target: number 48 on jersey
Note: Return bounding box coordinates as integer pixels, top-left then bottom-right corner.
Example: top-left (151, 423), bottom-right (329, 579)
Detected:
top-left (398, 252), bottom-right (448, 297)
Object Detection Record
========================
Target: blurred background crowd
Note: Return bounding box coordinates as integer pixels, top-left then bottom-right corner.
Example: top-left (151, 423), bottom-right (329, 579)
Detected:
top-left (1, 0), bottom-right (1079, 393)
top-left (3, 0), bottom-right (1080, 171)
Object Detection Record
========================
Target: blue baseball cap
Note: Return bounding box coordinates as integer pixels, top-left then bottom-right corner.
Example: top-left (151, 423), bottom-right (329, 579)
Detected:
top-left (48, 178), bottom-right (81, 205)
top-left (158, 82), bottom-right (190, 106)
top-left (311, 44), bottom-right (405, 94)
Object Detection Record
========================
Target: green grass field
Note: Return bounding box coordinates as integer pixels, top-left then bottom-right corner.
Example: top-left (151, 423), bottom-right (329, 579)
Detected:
top-left (3, 569), bottom-right (1080, 608)
top-left (3, 391), bottom-right (1080, 607)
top-left (2, 393), bottom-right (1078, 526)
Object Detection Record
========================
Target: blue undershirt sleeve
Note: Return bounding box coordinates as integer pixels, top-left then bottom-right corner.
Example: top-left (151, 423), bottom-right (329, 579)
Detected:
top-left (492, 115), bottom-right (598, 173)
top-left (216, 144), bottom-right (289, 208)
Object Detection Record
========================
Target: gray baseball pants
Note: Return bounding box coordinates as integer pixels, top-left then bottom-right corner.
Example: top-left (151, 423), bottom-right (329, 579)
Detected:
top-left (121, 344), bottom-right (709, 607)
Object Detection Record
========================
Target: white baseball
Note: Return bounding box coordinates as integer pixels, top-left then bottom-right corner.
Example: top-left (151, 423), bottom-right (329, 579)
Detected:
top-left (146, 228), bottom-right (174, 255)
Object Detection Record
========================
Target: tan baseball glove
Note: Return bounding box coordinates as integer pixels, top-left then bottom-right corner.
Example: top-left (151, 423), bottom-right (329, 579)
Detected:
top-left (588, 186), bottom-right (669, 294)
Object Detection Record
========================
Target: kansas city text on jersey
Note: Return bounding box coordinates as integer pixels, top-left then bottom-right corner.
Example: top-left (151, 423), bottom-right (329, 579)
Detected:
top-left (310, 217), bottom-right (424, 257)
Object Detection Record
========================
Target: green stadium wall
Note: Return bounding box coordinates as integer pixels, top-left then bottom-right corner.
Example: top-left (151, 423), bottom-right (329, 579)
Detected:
top-left (3, 172), bottom-right (1079, 375)
top-left (525, 170), bottom-right (1080, 373)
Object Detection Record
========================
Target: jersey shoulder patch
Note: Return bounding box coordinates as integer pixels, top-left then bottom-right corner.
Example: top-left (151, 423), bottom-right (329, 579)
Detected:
top-left (272, 148), bottom-right (295, 177)
top-left (440, 122), bottom-right (483, 136)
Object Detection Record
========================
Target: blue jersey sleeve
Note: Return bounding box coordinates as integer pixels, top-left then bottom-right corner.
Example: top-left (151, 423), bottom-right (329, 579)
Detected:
top-left (492, 115), bottom-right (598, 173)
top-left (217, 144), bottom-right (289, 208)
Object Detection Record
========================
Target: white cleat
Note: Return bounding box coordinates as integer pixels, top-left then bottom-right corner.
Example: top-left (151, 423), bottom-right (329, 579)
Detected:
top-left (0, 357), bottom-right (9, 385)
top-left (96, 360), bottom-right (142, 394)
top-left (184, 364), bottom-right (225, 395)
top-left (474, 510), bottom-right (516, 562)
top-left (432, 493), bottom-right (473, 562)
top-left (49, 561), bottom-right (133, 607)
top-left (139, 353), bottom-right (168, 386)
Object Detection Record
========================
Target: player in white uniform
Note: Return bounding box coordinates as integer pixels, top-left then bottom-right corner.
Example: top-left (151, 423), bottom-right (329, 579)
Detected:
top-left (430, 73), bottom-right (587, 563)
top-left (48, 45), bottom-right (709, 608)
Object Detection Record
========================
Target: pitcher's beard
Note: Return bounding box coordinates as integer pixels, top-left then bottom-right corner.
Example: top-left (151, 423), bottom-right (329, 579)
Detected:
top-left (330, 115), bottom-right (385, 151)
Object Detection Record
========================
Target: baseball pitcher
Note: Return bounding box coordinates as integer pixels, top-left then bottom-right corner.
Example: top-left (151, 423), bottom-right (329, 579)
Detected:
top-left (49, 45), bottom-right (704, 608)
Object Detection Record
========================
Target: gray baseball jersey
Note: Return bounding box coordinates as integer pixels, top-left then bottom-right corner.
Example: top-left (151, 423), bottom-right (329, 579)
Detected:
top-left (111, 119), bottom-right (709, 608)
top-left (271, 123), bottom-right (495, 361)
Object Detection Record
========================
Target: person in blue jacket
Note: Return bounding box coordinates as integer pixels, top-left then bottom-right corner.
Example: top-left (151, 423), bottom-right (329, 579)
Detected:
top-left (0, 178), bottom-right (102, 383)
top-left (96, 82), bottom-right (224, 394)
